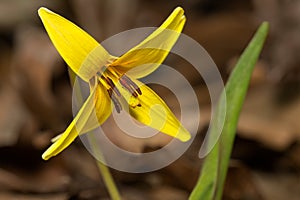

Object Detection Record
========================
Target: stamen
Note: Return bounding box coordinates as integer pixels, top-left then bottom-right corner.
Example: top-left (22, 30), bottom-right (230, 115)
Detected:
top-left (119, 77), bottom-right (138, 97)
top-left (96, 67), bottom-right (142, 111)
top-left (136, 87), bottom-right (142, 95)
top-left (97, 72), bottom-right (123, 113)
top-left (105, 77), bottom-right (121, 97)
top-left (119, 74), bottom-right (142, 97)
top-left (107, 88), bottom-right (122, 113)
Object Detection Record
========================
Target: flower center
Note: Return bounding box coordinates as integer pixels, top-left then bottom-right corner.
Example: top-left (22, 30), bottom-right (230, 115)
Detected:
top-left (97, 67), bottom-right (142, 113)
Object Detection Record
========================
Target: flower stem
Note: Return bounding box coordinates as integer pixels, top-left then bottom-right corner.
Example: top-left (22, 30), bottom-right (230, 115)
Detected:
top-left (87, 133), bottom-right (122, 200)
top-left (68, 69), bottom-right (121, 200)
top-left (96, 160), bottom-right (121, 200)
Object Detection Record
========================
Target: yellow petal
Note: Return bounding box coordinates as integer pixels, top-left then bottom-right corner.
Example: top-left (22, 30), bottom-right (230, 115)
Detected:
top-left (81, 83), bottom-right (112, 133)
top-left (119, 78), bottom-right (191, 142)
top-left (111, 7), bottom-right (186, 78)
top-left (38, 7), bottom-right (112, 82)
top-left (42, 83), bottom-right (111, 160)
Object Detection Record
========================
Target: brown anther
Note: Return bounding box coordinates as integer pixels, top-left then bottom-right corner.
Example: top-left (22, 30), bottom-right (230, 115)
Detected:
top-left (119, 76), bottom-right (135, 96)
top-left (135, 87), bottom-right (142, 95)
top-left (131, 91), bottom-right (139, 98)
top-left (119, 74), bottom-right (142, 97)
top-left (107, 88), bottom-right (122, 113)
top-left (107, 88), bottom-right (113, 97)
top-left (105, 77), bottom-right (121, 97)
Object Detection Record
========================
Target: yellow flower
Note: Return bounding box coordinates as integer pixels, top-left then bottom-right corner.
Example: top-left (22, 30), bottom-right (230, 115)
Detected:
top-left (38, 7), bottom-right (191, 160)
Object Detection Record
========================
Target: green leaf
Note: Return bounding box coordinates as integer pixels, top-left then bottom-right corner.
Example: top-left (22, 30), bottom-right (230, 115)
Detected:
top-left (189, 22), bottom-right (269, 200)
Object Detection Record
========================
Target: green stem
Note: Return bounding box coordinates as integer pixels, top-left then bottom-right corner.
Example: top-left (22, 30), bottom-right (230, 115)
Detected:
top-left (87, 133), bottom-right (122, 200)
top-left (68, 69), bottom-right (121, 200)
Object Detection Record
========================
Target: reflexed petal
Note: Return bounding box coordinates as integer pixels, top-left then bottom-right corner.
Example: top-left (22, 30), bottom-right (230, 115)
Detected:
top-left (81, 83), bottom-right (112, 133)
top-left (42, 84), bottom-right (112, 160)
top-left (119, 78), bottom-right (191, 142)
top-left (38, 7), bottom-right (112, 82)
top-left (111, 7), bottom-right (186, 78)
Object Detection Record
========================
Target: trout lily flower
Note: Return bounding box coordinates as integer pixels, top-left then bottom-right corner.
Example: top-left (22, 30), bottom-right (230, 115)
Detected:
top-left (38, 7), bottom-right (191, 160)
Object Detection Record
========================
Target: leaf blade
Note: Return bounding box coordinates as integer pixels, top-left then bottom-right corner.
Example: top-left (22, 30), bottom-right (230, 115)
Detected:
top-left (189, 22), bottom-right (269, 200)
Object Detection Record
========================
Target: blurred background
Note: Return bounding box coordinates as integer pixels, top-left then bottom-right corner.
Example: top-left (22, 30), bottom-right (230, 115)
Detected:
top-left (0, 0), bottom-right (299, 199)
